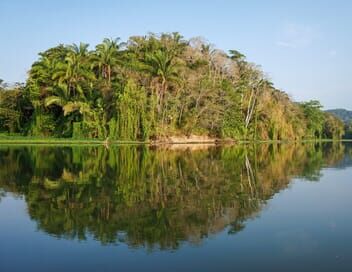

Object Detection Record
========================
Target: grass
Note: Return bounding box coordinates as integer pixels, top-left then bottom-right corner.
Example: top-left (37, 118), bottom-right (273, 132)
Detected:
top-left (0, 134), bottom-right (148, 145)
top-left (0, 133), bottom-right (351, 146)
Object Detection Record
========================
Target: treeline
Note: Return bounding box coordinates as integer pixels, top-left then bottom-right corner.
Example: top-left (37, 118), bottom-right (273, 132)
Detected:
top-left (0, 33), bottom-right (345, 140)
top-left (326, 109), bottom-right (352, 139)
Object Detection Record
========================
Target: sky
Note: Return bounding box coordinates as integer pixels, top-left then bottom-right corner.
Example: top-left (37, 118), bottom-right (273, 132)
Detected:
top-left (0, 0), bottom-right (351, 109)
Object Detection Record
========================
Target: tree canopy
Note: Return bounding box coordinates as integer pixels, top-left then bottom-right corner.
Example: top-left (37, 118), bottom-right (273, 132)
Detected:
top-left (0, 33), bottom-right (346, 140)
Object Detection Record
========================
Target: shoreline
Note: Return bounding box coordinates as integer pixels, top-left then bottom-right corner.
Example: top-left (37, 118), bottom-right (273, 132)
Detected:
top-left (0, 136), bottom-right (351, 146)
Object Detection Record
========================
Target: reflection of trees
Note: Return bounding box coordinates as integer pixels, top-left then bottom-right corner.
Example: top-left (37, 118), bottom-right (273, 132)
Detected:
top-left (0, 143), bottom-right (348, 249)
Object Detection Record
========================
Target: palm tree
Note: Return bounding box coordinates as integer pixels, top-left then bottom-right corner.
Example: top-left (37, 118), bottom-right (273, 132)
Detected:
top-left (144, 49), bottom-right (180, 110)
top-left (44, 84), bottom-right (70, 109)
top-left (52, 43), bottom-right (95, 99)
top-left (92, 38), bottom-right (123, 85)
top-left (228, 49), bottom-right (246, 62)
top-left (44, 84), bottom-right (103, 137)
top-left (67, 42), bottom-right (90, 58)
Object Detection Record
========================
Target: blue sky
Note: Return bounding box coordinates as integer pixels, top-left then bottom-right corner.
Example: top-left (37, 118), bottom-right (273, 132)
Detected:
top-left (0, 0), bottom-right (351, 109)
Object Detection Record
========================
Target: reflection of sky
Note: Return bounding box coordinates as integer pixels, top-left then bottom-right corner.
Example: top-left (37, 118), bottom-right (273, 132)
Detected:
top-left (224, 168), bottom-right (352, 270)
top-left (1, 0), bottom-right (352, 109)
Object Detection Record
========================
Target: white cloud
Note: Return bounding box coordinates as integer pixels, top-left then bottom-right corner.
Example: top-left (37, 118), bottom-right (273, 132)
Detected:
top-left (276, 41), bottom-right (296, 48)
top-left (276, 23), bottom-right (318, 49)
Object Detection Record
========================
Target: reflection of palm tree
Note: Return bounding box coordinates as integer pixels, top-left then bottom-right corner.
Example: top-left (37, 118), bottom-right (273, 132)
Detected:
top-left (0, 143), bottom-right (346, 249)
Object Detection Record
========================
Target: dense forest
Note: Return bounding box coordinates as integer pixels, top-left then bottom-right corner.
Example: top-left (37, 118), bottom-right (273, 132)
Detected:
top-left (0, 33), bottom-right (346, 141)
top-left (326, 109), bottom-right (352, 139)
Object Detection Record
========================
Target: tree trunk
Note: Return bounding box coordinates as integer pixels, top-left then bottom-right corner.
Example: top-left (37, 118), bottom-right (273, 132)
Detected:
top-left (107, 65), bottom-right (111, 85)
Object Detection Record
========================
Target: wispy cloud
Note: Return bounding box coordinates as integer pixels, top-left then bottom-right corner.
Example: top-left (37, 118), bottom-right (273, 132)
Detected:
top-left (276, 23), bottom-right (318, 49)
top-left (276, 41), bottom-right (297, 48)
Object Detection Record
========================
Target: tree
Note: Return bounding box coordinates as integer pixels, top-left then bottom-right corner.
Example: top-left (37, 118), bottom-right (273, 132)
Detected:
top-left (92, 38), bottom-right (123, 86)
top-left (114, 80), bottom-right (150, 140)
top-left (2, 33), bottom-right (342, 141)
top-left (300, 100), bottom-right (325, 139)
top-left (52, 42), bottom-right (95, 99)
top-left (323, 112), bottom-right (345, 140)
top-left (143, 49), bottom-right (181, 112)
top-left (0, 84), bottom-right (32, 133)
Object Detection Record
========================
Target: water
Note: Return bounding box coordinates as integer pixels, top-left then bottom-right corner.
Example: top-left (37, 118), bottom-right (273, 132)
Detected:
top-left (0, 143), bottom-right (351, 272)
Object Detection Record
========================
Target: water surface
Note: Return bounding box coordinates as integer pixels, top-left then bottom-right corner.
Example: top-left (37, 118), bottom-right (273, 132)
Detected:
top-left (0, 143), bottom-right (351, 271)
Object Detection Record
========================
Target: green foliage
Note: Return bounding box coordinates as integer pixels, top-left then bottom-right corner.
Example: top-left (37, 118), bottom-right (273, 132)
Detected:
top-left (115, 80), bottom-right (151, 140)
top-left (0, 85), bottom-right (32, 133)
top-left (72, 122), bottom-right (85, 139)
top-left (0, 33), bottom-right (345, 140)
top-left (30, 113), bottom-right (56, 136)
top-left (323, 112), bottom-right (345, 140)
top-left (108, 118), bottom-right (118, 139)
top-left (300, 100), bottom-right (325, 139)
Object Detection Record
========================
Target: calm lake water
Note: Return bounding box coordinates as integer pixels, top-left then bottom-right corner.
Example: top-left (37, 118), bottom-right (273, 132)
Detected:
top-left (0, 143), bottom-right (352, 272)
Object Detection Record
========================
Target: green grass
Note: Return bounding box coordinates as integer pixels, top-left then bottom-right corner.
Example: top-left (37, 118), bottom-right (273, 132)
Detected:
top-left (0, 136), bottom-right (101, 145)
top-left (0, 134), bottom-right (149, 145)
top-left (0, 133), bottom-right (351, 146)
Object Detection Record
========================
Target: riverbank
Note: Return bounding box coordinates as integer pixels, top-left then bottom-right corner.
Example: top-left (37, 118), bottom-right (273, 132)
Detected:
top-left (0, 134), bottom-right (351, 146)
top-left (0, 134), bottom-right (230, 145)
top-left (0, 136), bottom-right (139, 145)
